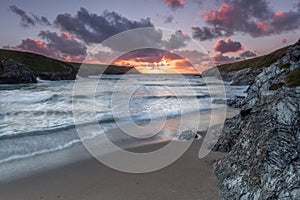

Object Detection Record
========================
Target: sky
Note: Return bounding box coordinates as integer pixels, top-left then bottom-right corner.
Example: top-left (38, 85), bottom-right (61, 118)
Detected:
top-left (0, 0), bottom-right (299, 73)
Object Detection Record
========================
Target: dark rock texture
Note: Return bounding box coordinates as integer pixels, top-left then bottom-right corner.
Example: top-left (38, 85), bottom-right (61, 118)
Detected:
top-left (213, 41), bottom-right (300, 199)
top-left (0, 59), bottom-right (77, 84)
top-left (34, 68), bottom-right (77, 81)
top-left (202, 65), bottom-right (263, 86)
top-left (0, 59), bottom-right (37, 84)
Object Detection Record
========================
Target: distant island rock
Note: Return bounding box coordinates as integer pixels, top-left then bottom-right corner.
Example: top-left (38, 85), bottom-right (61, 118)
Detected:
top-left (205, 40), bottom-right (300, 199)
top-left (0, 49), bottom-right (139, 84)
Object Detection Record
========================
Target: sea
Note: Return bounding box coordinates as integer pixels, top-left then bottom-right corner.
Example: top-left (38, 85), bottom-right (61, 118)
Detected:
top-left (0, 74), bottom-right (247, 170)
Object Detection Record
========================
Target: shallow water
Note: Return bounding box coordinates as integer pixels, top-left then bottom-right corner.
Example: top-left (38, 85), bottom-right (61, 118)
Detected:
top-left (0, 74), bottom-right (247, 164)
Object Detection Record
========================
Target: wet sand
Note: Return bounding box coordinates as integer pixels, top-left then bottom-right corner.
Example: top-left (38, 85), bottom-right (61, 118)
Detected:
top-left (0, 139), bottom-right (226, 200)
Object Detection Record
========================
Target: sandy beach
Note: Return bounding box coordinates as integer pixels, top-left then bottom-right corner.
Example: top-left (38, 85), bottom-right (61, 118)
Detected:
top-left (0, 138), bottom-right (226, 200)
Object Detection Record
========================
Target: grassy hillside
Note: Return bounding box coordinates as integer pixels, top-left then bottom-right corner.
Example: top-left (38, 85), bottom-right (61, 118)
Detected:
top-left (0, 49), bottom-right (138, 74)
top-left (217, 46), bottom-right (290, 72)
top-left (285, 67), bottom-right (300, 87)
top-left (70, 62), bottom-right (139, 75)
top-left (0, 49), bottom-right (72, 72)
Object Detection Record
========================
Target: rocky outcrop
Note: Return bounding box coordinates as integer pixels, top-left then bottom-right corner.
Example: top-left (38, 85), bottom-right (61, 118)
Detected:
top-left (203, 64), bottom-right (263, 86)
top-left (34, 68), bottom-right (77, 81)
top-left (213, 41), bottom-right (300, 199)
top-left (0, 59), bottom-right (37, 84)
top-left (0, 49), bottom-right (141, 84)
top-left (0, 59), bottom-right (77, 84)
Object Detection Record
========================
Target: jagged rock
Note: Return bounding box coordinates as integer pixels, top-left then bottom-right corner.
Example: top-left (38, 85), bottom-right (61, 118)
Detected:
top-left (0, 59), bottom-right (37, 84)
top-left (203, 67), bottom-right (263, 86)
top-left (179, 130), bottom-right (199, 140)
top-left (227, 96), bottom-right (245, 108)
top-left (34, 70), bottom-right (77, 81)
top-left (212, 99), bottom-right (227, 104)
top-left (213, 41), bottom-right (300, 199)
top-left (0, 59), bottom-right (78, 84)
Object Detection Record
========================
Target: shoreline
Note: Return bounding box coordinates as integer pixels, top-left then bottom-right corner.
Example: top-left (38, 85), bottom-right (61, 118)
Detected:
top-left (0, 107), bottom-right (239, 199)
top-left (0, 140), bottom-right (226, 200)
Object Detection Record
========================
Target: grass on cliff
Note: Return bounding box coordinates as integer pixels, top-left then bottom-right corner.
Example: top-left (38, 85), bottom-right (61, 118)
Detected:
top-left (217, 46), bottom-right (290, 72)
top-left (0, 49), bottom-right (137, 74)
top-left (285, 67), bottom-right (300, 87)
top-left (0, 49), bottom-right (72, 72)
top-left (69, 62), bottom-right (135, 73)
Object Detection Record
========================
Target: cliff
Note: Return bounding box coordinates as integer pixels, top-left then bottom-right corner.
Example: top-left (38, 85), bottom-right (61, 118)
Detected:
top-left (203, 45), bottom-right (290, 85)
top-left (0, 49), bottom-right (139, 84)
top-left (210, 41), bottom-right (300, 199)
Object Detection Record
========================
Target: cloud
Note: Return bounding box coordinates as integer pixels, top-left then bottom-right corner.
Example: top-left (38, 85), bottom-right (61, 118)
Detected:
top-left (164, 15), bottom-right (175, 23)
top-left (16, 38), bottom-right (55, 57)
top-left (213, 38), bottom-right (243, 53)
top-left (203, 0), bottom-right (273, 34)
top-left (270, 11), bottom-right (300, 33)
top-left (100, 28), bottom-right (164, 52)
top-left (97, 48), bottom-right (207, 66)
top-left (191, 26), bottom-right (223, 41)
top-left (38, 30), bottom-right (87, 57)
top-left (55, 8), bottom-right (154, 44)
top-left (240, 50), bottom-right (257, 58)
top-left (281, 38), bottom-right (287, 44)
top-left (164, 0), bottom-right (185, 10)
top-left (212, 53), bottom-right (239, 65)
top-left (191, 0), bottom-right (300, 41)
top-left (164, 30), bottom-right (191, 50)
top-left (9, 5), bottom-right (51, 28)
top-left (13, 31), bottom-right (87, 62)
top-left (115, 49), bottom-right (179, 63)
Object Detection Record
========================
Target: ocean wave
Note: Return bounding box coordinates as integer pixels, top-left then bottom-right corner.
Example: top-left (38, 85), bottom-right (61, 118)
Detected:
top-left (131, 94), bottom-right (211, 99)
top-left (0, 92), bottom-right (58, 104)
top-left (36, 77), bottom-right (51, 83)
top-left (0, 138), bottom-right (81, 164)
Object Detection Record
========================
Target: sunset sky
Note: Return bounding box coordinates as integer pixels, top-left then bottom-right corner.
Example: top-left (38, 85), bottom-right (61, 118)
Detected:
top-left (0, 0), bottom-right (299, 73)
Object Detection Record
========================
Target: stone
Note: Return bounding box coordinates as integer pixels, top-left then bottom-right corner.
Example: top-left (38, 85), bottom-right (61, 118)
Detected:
top-left (179, 129), bottom-right (198, 140)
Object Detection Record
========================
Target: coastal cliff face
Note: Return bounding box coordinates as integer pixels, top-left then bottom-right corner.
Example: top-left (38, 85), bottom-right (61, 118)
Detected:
top-left (0, 49), bottom-right (139, 84)
top-left (213, 41), bottom-right (300, 199)
top-left (0, 59), bottom-right (37, 84)
top-left (0, 59), bottom-right (76, 84)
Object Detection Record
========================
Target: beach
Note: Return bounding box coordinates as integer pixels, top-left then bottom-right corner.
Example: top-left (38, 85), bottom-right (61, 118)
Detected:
top-left (0, 75), bottom-right (242, 200)
top-left (0, 139), bottom-right (226, 200)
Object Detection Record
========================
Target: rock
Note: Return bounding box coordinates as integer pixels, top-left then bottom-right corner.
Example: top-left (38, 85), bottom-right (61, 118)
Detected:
top-left (203, 67), bottom-right (263, 86)
top-left (212, 99), bottom-right (227, 104)
top-left (227, 96), bottom-right (245, 108)
top-left (213, 41), bottom-right (300, 199)
top-left (0, 59), bottom-right (77, 84)
top-left (0, 59), bottom-right (37, 84)
top-left (179, 130), bottom-right (199, 140)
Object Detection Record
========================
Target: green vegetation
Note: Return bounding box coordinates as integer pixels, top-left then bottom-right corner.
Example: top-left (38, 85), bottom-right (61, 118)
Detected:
top-left (285, 67), bottom-right (300, 87)
top-left (70, 62), bottom-right (138, 75)
top-left (0, 49), bottom-right (71, 72)
top-left (0, 49), bottom-right (138, 74)
top-left (278, 63), bottom-right (291, 69)
top-left (269, 82), bottom-right (284, 90)
top-left (0, 63), bottom-right (3, 75)
top-left (217, 46), bottom-right (290, 72)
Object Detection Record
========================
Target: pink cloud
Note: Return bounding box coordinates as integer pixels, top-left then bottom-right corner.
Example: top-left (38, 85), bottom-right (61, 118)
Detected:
top-left (275, 11), bottom-right (285, 17)
top-left (204, 4), bottom-right (234, 24)
top-left (255, 21), bottom-right (269, 32)
top-left (213, 38), bottom-right (243, 54)
top-left (61, 31), bottom-right (72, 39)
top-left (281, 38), bottom-right (287, 44)
top-left (164, 0), bottom-right (185, 10)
